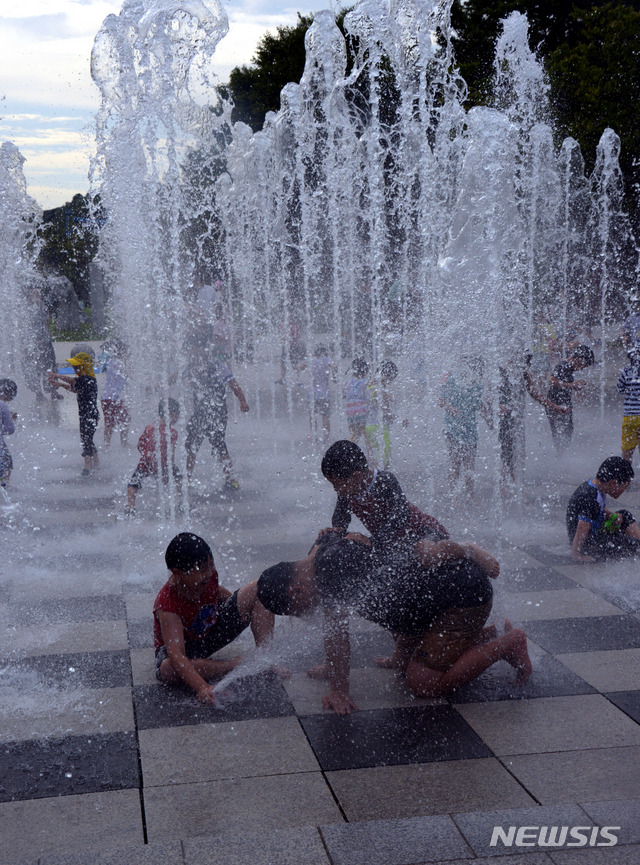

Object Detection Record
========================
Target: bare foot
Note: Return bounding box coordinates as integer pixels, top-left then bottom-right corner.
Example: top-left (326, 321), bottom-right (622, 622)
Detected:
top-left (307, 664), bottom-right (328, 679)
top-left (503, 627), bottom-right (532, 685)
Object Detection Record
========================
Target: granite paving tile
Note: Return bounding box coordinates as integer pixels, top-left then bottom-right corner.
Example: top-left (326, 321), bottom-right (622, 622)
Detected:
top-left (299, 705), bottom-right (492, 771)
top-left (556, 650), bottom-right (640, 693)
top-left (503, 590), bottom-right (622, 621)
top-left (452, 804), bottom-right (590, 858)
top-left (1, 620), bottom-right (130, 658)
top-left (326, 758), bottom-right (535, 821)
top-left (521, 616), bottom-right (640, 654)
top-left (183, 826), bottom-right (330, 865)
top-left (144, 773), bottom-right (343, 841)
top-left (133, 672), bottom-right (295, 730)
top-left (0, 650), bottom-right (132, 689)
top-left (501, 747), bottom-right (640, 804)
top-left (604, 690), bottom-right (640, 724)
top-left (139, 716), bottom-right (319, 786)
top-left (520, 545), bottom-right (573, 568)
top-left (429, 856), bottom-right (553, 865)
top-left (500, 567), bottom-right (579, 593)
top-left (455, 695), bottom-right (640, 756)
top-left (40, 841), bottom-right (185, 865)
top-left (0, 731), bottom-right (139, 802)
top-left (451, 641), bottom-right (596, 704)
top-left (0, 789), bottom-right (144, 865)
top-left (284, 668), bottom-right (445, 715)
top-left (580, 798), bottom-right (640, 845)
top-left (0, 685), bottom-right (136, 742)
top-left (319, 814), bottom-right (472, 865)
top-left (548, 847), bottom-right (640, 864)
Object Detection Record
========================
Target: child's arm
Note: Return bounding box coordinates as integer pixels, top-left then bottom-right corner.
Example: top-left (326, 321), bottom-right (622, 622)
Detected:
top-left (48, 372), bottom-right (76, 391)
top-left (570, 521), bottom-right (597, 563)
top-left (228, 378), bottom-right (249, 412)
top-left (156, 610), bottom-right (216, 702)
top-left (462, 543), bottom-right (500, 579)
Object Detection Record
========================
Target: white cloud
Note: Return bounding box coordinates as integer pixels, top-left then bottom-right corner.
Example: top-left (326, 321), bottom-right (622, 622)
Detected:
top-left (0, 0), bottom-right (306, 207)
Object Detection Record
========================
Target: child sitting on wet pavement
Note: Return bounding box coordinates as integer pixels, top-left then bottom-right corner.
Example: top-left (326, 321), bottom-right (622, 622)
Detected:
top-left (153, 532), bottom-right (280, 703)
top-left (566, 456), bottom-right (640, 562)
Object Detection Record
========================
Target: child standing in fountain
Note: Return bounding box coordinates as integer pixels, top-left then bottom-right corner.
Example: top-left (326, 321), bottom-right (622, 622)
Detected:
top-left (617, 348), bottom-right (640, 466)
top-left (48, 353), bottom-right (100, 476)
top-left (0, 379), bottom-right (17, 487)
top-left (154, 532), bottom-right (278, 703)
top-left (344, 357), bottom-right (370, 445)
top-left (100, 339), bottom-right (131, 449)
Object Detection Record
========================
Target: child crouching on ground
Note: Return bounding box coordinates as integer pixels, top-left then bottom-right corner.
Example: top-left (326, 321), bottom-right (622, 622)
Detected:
top-left (0, 379), bottom-right (17, 487)
top-left (126, 398), bottom-right (181, 517)
top-left (154, 533), bottom-right (280, 703)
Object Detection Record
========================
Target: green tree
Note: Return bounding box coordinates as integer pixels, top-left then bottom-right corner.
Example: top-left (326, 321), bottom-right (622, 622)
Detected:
top-left (37, 194), bottom-right (101, 304)
top-left (221, 14), bottom-right (314, 130)
top-left (547, 3), bottom-right (640, 184)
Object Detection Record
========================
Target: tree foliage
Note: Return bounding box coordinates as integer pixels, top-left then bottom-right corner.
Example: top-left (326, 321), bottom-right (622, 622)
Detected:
top-left (37, 194), bottom-right (101, 304)
top-left (221, 14), bottom-right (314, 131)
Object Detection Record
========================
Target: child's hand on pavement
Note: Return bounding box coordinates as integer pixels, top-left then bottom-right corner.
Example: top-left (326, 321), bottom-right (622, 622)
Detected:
top-left (196, 683), bottom-right (216, 704)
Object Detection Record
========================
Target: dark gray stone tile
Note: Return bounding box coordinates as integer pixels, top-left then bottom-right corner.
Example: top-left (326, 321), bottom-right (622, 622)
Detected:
top-left (128, 618), bottom-right (154, 649)
top-left (133, 672), bottom-right (295, 730)
top-left (520, 546), bottom-right (573, 568)
top-left (452, 804), bottom-right (590, 857)
top-left (11, 594), bottom-right (126, 626)
top-left (523, 617), bottom-right (640, 654)
top-left (451, 652), bottom-right (596, 704)
top-left (1, 650), bottom-right (131, 689)
top-left (320, 814), bottom-right (472, 865)
top-left (0, 732), bottom-right (139, 802)
top-left (502, 567), bottom-right (578, 593)
top-left (605, 691), bottom-right (640, 725)
top-left (299, 706), bottom-right (492, 771)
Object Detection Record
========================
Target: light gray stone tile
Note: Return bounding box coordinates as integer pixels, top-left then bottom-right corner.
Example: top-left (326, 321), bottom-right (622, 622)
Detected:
top-left (124, 591), bottom-right (156, 622)
top-left (144, 773), bottom-right (342, 841)
top-left (452, 804), bottom-right (589, 858)
top-left (184, 826), bottom-right (330, 865)
top-left (139, 716), bottom-right (320, 786)
top-left (326, 758), bottom-right (535, 821)
top-left (1, 620), bottom-right (129, 658)
top-left (0, 686), bottom-right (135, 742)
top-left (320, 814), bottom-right (472, 865)
top-left (503, 590), bottom-right (622, 621)
top-left (0, 790), bottom-right (143, 864)
top-left (456, 695), bottom-right (640, 756)
top-left (580, 799), bottom-right (640, 845)
top-left (555, 650), bottom-right (640, 692)
top-left (40, 841), bottom-right (184, 865)
top-left (433, 857), bottom-right (553, 865)
top-left (501, 748), bottom-right (640, 805)
top-left (130, 646), bottom-right (157, 686)
top-left (283, 668), bottom-right (445, 715)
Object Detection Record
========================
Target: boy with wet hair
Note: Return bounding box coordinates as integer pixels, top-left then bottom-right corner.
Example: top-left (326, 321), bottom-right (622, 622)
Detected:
top-left (257, 533), bottom-right (529, 714)
top-left (567, 456), bottom-right (640, 562)
top-left (154, 532), bottom-right (277, 703)
top-left (0, 379), bottom-right (17, 486)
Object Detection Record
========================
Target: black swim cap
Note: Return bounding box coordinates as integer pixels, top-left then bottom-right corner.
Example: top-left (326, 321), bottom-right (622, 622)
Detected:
top-left (257, 562), bottom-right (295, 615)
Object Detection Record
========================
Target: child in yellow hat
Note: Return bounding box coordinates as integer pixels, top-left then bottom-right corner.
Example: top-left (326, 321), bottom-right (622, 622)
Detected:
top-left (48, 352), bottom-right (100, 475)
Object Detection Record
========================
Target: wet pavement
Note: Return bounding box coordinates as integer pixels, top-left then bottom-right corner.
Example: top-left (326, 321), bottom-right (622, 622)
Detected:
top-left (1, 352), bottom-right (640, 864)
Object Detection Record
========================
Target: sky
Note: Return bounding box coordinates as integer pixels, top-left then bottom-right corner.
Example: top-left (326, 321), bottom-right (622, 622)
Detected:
top-left (0, 0), bottom-right (319, 210)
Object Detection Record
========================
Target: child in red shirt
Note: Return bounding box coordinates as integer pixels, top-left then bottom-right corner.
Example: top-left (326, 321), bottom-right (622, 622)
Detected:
top-left (126, 398), bottom-right (181, 516)
top-left (154, 533), bottom-right (279, 703)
